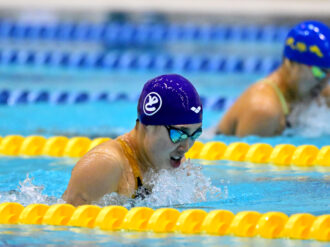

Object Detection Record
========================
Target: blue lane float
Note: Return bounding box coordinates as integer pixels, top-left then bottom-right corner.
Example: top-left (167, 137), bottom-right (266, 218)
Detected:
top-left (0, 49), bottom-right (281, 73)
top-left (0, 20), bottom-right (289, 43)
top-left (0, 89), bottom-right (233, 111)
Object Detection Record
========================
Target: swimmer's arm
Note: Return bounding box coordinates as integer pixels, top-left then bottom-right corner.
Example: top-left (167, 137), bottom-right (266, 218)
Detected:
top-left (62, 152), bottom-right (122, 206)
top-left (235, 107), bottom-right (280, 137)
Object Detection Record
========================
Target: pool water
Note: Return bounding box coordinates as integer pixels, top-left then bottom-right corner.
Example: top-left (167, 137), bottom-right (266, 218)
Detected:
top-left (1, 100), bottom-right (330, 147)
top-left (0, 225), bottom-right (328, 247)
top-left (1, 157), bottom-right (329, 214)
top-left (0, 156), bottom-right (329, 245)
top-left (0, 19), bottom-right (329, 246)
top-left (1, 224), bottom-right (328, 247)
top-left (0, 70), bottom-right (329, 147)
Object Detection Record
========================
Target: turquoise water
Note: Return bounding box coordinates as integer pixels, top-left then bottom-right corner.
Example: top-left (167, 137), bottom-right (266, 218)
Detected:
top-left (0, 59), bottom-right (329, 247)
top-left (1, 157), bottom-right (329, 214)
top-left (0, 68), bottom-right (261, 96)
top-left (0, 156), bottom-right (329, 245)
top-left (1, 224), bottom-right (328, 247)
top-left (0, 101), bottom-right (330, 148)
top-left (0, 71), bottom-right (262, 137)
top-left (0, 37), bottom-right (283, 57)
top-left (0, 70), bottom-right (329, 147)
top-left (0, 21), bottom-right (329, 245)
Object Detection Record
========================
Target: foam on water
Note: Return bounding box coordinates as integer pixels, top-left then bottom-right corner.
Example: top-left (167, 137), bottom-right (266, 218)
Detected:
top-left (96, 160), bottom-right (222, 208)
top-left (0, 161), bottom-right (222, 208)
top-left (0, 174), bottom-right (64, 206)
top-left (285, 98), bottom-right (330, 137)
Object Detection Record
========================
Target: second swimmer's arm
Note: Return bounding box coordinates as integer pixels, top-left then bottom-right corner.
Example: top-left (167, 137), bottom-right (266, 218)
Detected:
top-left (62, 152), bottom-right (122, 206)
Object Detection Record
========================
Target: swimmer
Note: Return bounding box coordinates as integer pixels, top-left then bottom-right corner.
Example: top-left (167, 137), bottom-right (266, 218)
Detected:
top-left (62, 74), bottom-right (203, 206)
top-left (216, 20), bottom-right (330, 137)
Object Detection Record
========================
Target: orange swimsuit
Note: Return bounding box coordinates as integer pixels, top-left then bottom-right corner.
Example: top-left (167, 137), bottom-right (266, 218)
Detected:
top-left (264, 80), bottom-right (291, 128)
top-left (117, 138), bottom-right (149, 198)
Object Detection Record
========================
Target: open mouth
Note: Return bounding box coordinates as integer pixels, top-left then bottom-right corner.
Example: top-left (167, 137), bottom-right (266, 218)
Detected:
top-left (310, 82), bottom-right (325, 98)
top-left (170, 155), bottom-right (182, 168)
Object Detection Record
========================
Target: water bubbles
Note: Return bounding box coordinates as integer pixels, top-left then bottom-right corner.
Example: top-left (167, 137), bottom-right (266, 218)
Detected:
top-left (286, 98), bottom-right (330, 137)
top-left (94, 192), bottom-right (132, 207)
top-left (0, 174), bottom-right (64, 206)
top-left (96, 160), bottom-right (222, 208)
top-left (199, 125), bottom-right (217, 140)
top-left (0, 161), bottom-right (222, 209)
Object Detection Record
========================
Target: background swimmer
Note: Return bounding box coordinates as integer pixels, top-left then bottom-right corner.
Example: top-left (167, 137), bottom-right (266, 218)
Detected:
top-left (216, 20), bottom-right (330, 137)
top-left (62, 74), bottom-right (203, 206)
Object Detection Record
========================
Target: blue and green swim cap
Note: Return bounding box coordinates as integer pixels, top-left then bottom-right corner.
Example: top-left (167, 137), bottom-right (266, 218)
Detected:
top-left (137, 74), bottom-right (203, 125)
top-left (284, 20), bottom-right (330, 68)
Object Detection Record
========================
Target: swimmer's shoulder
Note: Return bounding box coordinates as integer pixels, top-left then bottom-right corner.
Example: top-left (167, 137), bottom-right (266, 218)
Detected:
top-left (234, 83), bottom-right (284, 130)
top-left (249, 80), bottom-right (284, 113)
top-left (67, 139), bottom-right (126, 204)
top-left (89, 136), bottom-right (131, 159)
top-left (226, 82), bottom-right (268, 115)
top-left (231, 81), bottom-right (266, 106)
top-left (87, 139), bottom-right (121, 156)
top-left (218, 83), bottom-right (261, 133)
top-left (76, 139), bottom-right (125, 172)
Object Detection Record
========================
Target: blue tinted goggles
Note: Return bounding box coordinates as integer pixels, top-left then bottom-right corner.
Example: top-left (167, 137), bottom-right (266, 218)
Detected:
top-left (311, 66), bottom-right (330, 80)
top-left (165, 125), bottom-right (202, 144)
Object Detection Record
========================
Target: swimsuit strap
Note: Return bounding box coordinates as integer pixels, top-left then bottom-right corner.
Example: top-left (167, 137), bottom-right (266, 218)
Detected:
top-left (264, 80), bottom-right (289, 116)
top-left (117, 138), bottom-right (142, 192)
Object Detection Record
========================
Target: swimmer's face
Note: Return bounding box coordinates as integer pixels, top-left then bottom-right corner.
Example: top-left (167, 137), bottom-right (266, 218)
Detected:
top-left (297, 65), bottom-right (330, 98)
top-left (310, 67), bottom-right (330, 97)
top-left (144, 123), bottom-right (202, 170)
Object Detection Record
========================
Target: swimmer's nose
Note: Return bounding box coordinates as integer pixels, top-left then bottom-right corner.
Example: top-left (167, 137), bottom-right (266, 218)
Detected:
top-left (178, 139), bottom-right (191, 152)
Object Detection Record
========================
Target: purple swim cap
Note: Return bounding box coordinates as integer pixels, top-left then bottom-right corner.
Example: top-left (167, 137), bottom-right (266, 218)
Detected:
top-left (138, 74), bottom-right (203, 125)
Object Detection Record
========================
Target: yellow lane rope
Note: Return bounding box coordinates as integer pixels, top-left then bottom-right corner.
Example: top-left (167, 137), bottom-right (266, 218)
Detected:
top-left (0, 135), bottom-right (328, 166)
top-left (0, 203), bottom-right (328, 241)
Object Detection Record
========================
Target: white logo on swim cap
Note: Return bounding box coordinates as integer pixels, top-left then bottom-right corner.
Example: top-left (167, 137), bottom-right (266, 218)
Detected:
top-left (143, 92), bottom-right (162, 116)
top-left (190, 106), bottom-right (201, 114)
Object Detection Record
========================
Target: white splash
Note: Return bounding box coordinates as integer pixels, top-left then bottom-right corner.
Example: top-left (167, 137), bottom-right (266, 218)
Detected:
top-left (0, 174), bottom-right (64, 206)
top-left (199, 125), bottom-right (217, 141)
top-left (286, 98), bottom-right (330, 137)
top-left (0, 163), bottom-right (222, 208)
top-left (96, 160), bottom-right (222, 208)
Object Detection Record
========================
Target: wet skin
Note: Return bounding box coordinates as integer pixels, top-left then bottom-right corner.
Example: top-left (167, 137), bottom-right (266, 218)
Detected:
top-left (217, 60), bottom-right (330, 137)
top-left (62, 122), bottom-right (202, 206)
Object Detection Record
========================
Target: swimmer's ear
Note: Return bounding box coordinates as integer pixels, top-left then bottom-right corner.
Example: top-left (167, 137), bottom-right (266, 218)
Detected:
top-left (283, 58), bottom-right (292, 67)
top-left (284, 59), bottom-right (299, 68)
top-left (284, 59), bottom-right (302, 74)
top-left (135, 119), bottom-right (147, 130)
top-left (135, 119), bottom-right (140, 129)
